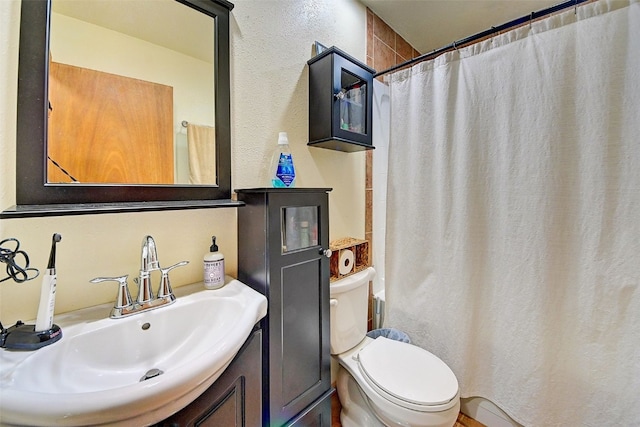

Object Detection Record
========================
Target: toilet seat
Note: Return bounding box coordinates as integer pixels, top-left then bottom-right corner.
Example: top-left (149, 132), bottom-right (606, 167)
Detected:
top-left (356, 337), bottom-right (459, 412)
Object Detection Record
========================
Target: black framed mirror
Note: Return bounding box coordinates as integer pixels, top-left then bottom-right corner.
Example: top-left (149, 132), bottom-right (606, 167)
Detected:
top-left (4, 0), bottom-right (237, 218)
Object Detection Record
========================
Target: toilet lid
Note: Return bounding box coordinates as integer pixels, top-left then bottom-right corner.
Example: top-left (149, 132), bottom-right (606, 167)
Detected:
top-left (357, 337), bottom-right (458, 408)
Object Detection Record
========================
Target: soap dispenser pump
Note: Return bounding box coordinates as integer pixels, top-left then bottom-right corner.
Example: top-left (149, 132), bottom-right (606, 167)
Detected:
top-left (204, 236), bottom-right (225, 289)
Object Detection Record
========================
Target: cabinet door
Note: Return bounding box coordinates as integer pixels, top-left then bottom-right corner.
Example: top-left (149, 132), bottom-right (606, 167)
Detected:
top-left (267, 192), bottom-right (331, 425)
top-left (331, 54), bottom-right (372, 145)
top-left (284, 390), bottom-right (333, 427)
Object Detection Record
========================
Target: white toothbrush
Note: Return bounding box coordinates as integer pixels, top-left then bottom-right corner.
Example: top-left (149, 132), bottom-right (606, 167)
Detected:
top-left (35, 233), bottom-right (61, 332)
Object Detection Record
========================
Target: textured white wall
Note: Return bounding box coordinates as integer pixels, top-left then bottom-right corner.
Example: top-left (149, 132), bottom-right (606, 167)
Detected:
top-left (230, 0), bottom-right (367, 237)
top-left (0, 0), bottom-right (366, 324)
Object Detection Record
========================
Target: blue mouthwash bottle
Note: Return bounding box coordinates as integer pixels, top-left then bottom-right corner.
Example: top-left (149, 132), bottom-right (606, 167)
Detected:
top-left (271, 132), bottom-right (296, 188)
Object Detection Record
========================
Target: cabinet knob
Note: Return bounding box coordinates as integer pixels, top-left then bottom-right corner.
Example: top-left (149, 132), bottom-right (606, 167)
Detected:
top-left (319, 248), bottom-right (332, 258)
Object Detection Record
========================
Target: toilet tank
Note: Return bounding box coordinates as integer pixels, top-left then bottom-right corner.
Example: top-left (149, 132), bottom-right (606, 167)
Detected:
top-left (329, 267), bottom-right (376, 354)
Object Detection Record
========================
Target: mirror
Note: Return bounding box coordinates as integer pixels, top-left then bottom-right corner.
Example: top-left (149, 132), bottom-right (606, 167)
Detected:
top-left (48, 0), bottom-right (216, 186)
top-left (15, 0), bottom-right (233, 209)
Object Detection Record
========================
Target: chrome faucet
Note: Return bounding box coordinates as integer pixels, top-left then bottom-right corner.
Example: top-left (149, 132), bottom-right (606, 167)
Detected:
top-left (91, 236), bottom-right (188, 319)
top-left (137, 235), bottom-right (160, 304)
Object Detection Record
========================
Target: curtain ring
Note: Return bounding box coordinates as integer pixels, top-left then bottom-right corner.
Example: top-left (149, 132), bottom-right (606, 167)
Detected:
top-left (530, 12), bottom-right (534, 29)
top-left (453, 41), bottom-right (458, 51)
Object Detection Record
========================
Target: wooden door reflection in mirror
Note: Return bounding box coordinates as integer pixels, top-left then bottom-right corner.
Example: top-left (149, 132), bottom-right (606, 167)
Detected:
top-left (48, 62), bottom-right (175, 184)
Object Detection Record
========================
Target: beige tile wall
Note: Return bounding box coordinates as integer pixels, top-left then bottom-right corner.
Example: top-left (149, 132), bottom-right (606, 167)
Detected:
top-left (367, 10), bottom-right (420, 72)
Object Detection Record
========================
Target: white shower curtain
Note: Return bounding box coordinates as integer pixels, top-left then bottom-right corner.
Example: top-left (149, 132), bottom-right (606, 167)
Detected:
top-left (384, 1), bottom-right (640, 426)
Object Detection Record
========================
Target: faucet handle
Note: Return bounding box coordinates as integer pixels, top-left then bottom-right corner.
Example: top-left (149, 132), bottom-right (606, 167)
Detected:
top-left (90, 275), bottom-right (132, 310)
top-left (163, 260), bottom-right (189, 273)
top-left (157, 261), bottom-right (189, 299)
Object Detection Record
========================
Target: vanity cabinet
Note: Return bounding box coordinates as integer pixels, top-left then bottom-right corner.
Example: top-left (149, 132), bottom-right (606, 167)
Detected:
top-left (236, 188), bottom-right (333, 427)
top-left (158, 327), bottom-right (262, 427)
top-left (307, 46), bottom-right (375, 152)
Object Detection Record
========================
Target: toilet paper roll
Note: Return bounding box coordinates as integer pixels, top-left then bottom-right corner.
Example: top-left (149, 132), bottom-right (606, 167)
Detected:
top-left (338, 249), bottom-right (355, 275)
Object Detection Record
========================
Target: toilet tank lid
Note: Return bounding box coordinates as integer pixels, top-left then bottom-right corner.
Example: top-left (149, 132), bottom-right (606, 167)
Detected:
top-left (357, 337), bottom-right (459, 408)
top-left (330, 267), bottom-right (376, 295)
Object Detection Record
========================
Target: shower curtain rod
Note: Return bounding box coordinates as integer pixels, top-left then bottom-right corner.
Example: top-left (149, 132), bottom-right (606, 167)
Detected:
top-left (373, 0), bottom-right (590, 78)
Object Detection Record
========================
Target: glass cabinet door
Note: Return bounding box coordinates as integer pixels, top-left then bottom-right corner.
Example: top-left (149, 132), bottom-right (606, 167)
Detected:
top-left (338, 69), bottom-right (367, 135)
top-left (282, 206), bottom-right (319, 252)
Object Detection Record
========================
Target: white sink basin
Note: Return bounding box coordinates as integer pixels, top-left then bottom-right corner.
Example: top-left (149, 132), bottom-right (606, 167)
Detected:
top-left (0, 278), bottom-right (267, 426)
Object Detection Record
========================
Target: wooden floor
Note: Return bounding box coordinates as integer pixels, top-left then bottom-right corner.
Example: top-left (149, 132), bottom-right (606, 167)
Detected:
top-left (455, 412), bottom-right (486, 427)
top-left (331, 391), bottom-right (485, 427)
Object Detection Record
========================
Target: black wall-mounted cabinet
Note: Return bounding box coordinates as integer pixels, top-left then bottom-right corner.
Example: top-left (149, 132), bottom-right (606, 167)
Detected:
top-left (308, 46), bottom-right (375, 152)
top-left (237, 188), bottom-right (333, 427)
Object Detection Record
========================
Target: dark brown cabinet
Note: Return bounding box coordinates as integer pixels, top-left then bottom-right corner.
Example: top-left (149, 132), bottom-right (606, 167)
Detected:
top-left (158, 328), bottom-right (262, 427)
top-left (237, 188), bottom-right (333, 427)
top-left (307, 46), bottom-right (375, 152)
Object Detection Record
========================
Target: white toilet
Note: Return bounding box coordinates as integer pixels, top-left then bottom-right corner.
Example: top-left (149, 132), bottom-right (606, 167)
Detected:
top-left (330, 267), bottom-right (460, 427)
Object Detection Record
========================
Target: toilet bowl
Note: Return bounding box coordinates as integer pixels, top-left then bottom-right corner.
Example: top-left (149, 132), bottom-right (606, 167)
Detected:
top-left (330, 268), bottom-right (460, 427)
